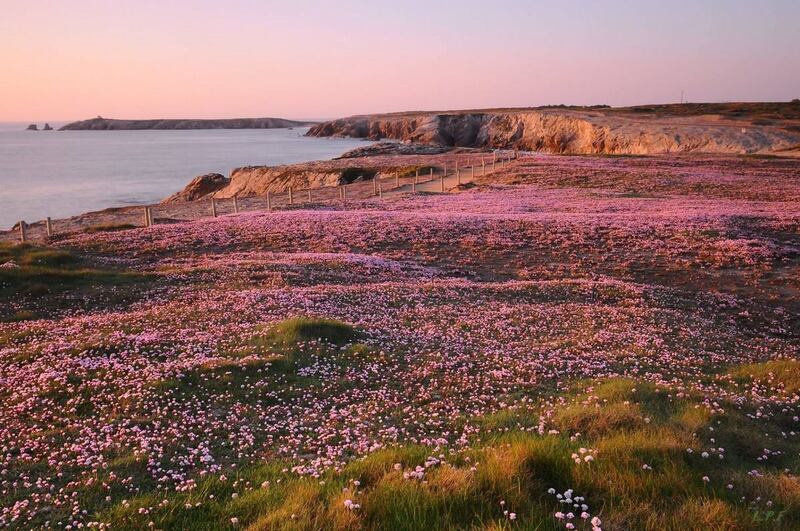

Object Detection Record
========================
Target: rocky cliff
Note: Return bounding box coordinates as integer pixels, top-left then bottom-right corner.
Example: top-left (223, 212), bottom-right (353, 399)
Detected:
top-left (162, 150), bottom-right (468, 203)
top-left (60, 117), bottom-right (316, 131)
top-left (307, 104), bottom-right (800, 156)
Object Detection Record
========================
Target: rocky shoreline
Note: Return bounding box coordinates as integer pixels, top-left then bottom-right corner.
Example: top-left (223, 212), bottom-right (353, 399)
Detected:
top-left (307, 103), bottom-right (800, 156)
top-left (59, 116), bottom-right (316, 130)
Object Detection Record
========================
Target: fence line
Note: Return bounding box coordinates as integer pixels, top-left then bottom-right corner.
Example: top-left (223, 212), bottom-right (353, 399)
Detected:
top-left (10, 150), bottom-right (520, 243)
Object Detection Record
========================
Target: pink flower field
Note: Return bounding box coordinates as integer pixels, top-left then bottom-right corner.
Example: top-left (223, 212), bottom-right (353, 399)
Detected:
top-left (1, 154), bottom-right (799, 530)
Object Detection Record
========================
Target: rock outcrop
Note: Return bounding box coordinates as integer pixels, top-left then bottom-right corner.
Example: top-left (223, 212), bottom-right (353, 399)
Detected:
top-left (60, 117), bottom-right (317, 131)
top-left (307, 103), bottom-right (800, 156)
top-left (162, 153), bottom-right (468, 203)
top-left (162, 173), bottom-right (230, 203)
top-left (42, 123), bottom-right (53, 131)
top-left (337, 141), bottom-right (458, 159)
top-left (25, 124), bottom-right (38, 131)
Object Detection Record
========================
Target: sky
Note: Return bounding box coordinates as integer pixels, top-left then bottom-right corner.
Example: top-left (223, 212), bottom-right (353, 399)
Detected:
top-left (1, 0), bottom-right (799, 122)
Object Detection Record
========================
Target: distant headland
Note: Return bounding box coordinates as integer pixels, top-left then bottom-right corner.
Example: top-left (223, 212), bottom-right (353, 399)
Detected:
top-left (59, 116), bottom-right (318, 131)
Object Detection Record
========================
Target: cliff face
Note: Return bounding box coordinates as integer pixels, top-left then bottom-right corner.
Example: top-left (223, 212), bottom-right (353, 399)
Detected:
top-left (162, 151), bottom-right (465, 203)
top-left (60, 117), bottom-right (316, 131)
top-left (307, 107), bottom-right (800, 156)
top-left (162, 173), bottom-right (230, 203)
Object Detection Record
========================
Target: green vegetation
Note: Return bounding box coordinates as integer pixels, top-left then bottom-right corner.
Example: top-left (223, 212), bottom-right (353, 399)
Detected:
top-left (0, 242), bottom-right (149, 320)
top-left (246, 317), bottom-right (359, 360)
top-left (70, 372), bottom-right (800, 530)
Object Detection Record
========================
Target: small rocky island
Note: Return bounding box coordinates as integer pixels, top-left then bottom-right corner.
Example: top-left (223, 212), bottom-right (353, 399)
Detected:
top-left (25, 123), bottom-right (54, 131)
top-left (60, 116), bottom-right (317, 130)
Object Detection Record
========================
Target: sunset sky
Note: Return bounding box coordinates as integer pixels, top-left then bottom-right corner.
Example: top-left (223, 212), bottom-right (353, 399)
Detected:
top-left (1, 0), bottom-right (799, 122)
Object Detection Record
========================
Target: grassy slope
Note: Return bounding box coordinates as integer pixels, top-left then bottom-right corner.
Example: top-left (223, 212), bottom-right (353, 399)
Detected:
top-left (93, 346), bottom-right (800, 530)
top-left (0, 242), bottom-right (150, 322)
top-left (2, 155), bottom-right (799, 530)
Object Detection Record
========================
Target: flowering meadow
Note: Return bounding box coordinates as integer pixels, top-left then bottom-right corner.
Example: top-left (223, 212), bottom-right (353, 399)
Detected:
top-left (1, 154), bottom-right (799, 530)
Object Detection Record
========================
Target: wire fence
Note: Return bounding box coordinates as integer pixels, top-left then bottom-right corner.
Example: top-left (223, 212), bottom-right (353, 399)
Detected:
top-left (9, 151), bottom-right (519, 243)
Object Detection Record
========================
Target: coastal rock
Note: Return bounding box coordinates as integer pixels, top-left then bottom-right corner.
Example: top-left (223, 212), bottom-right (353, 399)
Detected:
top-left (26, 124), bottom-right (38, 131)
top-left (162, 153), bottom-right (467, 203)
top-left (337, 141), bottom-right (456, 159)
top-left (162, 173), bottom-right (230, 203)
top-left (307, 103), bottom-right (800, 156)
top-left (60, 117), bottom-right (317, 131)
top-left (42, 123), bottom-right (53, 131)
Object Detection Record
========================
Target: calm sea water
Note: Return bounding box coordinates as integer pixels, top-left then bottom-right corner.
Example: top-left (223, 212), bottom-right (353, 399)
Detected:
top-left (0, 123), bottom-right (367, 229)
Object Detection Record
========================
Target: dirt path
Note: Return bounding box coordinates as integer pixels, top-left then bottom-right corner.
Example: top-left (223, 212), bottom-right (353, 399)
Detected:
top-left (1, 154), bottom-right (517, 244)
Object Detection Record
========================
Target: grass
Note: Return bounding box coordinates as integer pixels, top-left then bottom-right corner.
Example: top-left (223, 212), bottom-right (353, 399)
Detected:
top-left (728, 359), bottom-right (800, 394)
top-left (57, 374), bottom-right (798, 530)
top-left (0, 242), bottom-right (150, 320)
top-left (244, 317), bottom-right (360, 365)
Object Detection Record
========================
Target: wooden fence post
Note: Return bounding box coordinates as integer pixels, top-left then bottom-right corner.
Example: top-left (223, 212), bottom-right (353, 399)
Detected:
top-left (266, 192), bottom-right (272, 212)
top-left (471, 165), bottom-right (475, 179)
top-left (288, 187), bottom-right (293, 205)
top-left (429, 167), bottom-right (433, 180)
top-left (482, 159), bottom-right (486, 176)
top-left (443, 163), bottom-right (447, 178)
top-left (233, 196), bottom-right (239, 214)
top-left (457, 168), bottom-right (461, 185)
top-left (147, 207), bottom-right (154, 227)
top-left (307, 189), bottom-right (312, 202)
top-left (378, 179), bottom-right (383, 198)
top-left (45, 217), bottom-right (53, 237)
top-left (395, 172), bottom-right (399, 188)
top-left (143, 207), bottom-right (149, 227)
top-left (373, 178), bottom-right (378, 196)
top-left (18, 221), bottom-right (26, 243)
top-left (211, 198), bottom-right (218, 217)
top-left (412, 181), bottom-right (417, 193)
top-left (440, 174), bottom-right (445, 192)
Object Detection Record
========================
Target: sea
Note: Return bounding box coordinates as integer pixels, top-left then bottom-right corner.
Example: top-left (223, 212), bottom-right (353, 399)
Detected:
top-left (0, 123), bottom-right (367, 229)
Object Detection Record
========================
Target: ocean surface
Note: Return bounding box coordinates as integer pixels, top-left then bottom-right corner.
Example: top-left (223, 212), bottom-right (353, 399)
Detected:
top-left (0, 123), bottom-right (367, 229)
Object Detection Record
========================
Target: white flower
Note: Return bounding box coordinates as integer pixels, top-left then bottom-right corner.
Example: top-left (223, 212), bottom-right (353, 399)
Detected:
top-left (230, 517), bottom-right (239, 526)
top-left (509, 513), bottom-right (516, 520)
top-left (591, 516), bottom-right (602, 526)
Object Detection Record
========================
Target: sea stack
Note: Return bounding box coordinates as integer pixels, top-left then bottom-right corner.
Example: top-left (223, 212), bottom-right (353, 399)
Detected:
top-left (42, 123), bottom-right (53, 131)
top-left (25, 124), bottom-right (38, 131)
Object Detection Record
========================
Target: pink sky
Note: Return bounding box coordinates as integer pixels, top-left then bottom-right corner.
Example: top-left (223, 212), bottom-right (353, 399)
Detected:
top-left (1, 0), bottom-right (798, 122)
